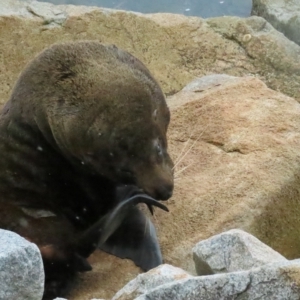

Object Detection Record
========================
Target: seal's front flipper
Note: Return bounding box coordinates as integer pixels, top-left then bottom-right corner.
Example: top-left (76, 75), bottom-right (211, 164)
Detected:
top-left (99, 206), bottom-right (163, 271)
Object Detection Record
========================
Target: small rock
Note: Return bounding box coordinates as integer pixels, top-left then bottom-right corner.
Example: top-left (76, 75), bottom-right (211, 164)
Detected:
top-left (135, 259), bottom-right (300, 300)
top-left (193, 229), bottom-right (286, 275)
top-left (112, 264), bottom-right (192, 300)
top-left (26, 1), bottom-right (67, 27)
top-left (0, 229), bottom-right (44, 300)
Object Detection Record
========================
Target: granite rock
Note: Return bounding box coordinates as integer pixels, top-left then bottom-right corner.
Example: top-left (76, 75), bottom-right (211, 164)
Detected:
top-left (0, 229), bottom-right (44, 300)
top-left (193, 229), bottom-right (287, 275)
top-left (112, 264), bottom-right (192, 300)
top-left (136, 260), bottom-right (300, 300)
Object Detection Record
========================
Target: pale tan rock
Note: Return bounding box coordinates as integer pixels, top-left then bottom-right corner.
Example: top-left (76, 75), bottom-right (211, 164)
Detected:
top-left (164, 74), bottom-right (300, 275)
top-left (1, 0), bottom-right (300, 109)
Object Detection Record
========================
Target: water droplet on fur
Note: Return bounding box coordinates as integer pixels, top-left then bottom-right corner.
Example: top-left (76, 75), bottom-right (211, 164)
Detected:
top-left (81, 161), bottom-right (85, 165)
top-left (19, 218), bottom-right (28, 227)
top-left (153, 109), bottom-right (157, 120)
top-left (37, 146), bottom-right (43, 151)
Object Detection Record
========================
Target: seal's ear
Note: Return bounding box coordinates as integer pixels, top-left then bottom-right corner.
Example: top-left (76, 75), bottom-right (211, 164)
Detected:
top-left (99, 206), bottom-right (163, 271)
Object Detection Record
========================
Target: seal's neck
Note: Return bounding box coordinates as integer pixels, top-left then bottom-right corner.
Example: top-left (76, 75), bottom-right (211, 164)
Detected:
top-left (0, 115), bottom-right (68, 202)
top-left (0, 115), bottom-right (117, 224)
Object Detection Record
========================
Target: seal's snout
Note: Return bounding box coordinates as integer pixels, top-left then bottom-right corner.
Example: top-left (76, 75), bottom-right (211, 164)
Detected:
top-left (156, 183), bottom-right (173, 200)
top-left (136, 161), bottom-right (174, 201)
top-left (139, 174), bottom-right (173, 201)
top-left (145, 178), bottom-right (173, 201)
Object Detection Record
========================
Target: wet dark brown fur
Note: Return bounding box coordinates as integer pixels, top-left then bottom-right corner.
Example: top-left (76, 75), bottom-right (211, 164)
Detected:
top-left (0, 41), bottom-right (173, 299)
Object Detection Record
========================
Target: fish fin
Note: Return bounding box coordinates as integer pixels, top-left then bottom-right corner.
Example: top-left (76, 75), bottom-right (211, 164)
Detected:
top-left (99, 206), bottom-right (163, 271)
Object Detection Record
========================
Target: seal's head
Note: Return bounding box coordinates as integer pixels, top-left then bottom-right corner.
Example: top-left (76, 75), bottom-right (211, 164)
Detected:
top-left (9, 41), bottom-right (173, 200)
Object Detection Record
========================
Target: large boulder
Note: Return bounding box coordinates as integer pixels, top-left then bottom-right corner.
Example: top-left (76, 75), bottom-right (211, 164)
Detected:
top-left (1, 0), bottom-right (300, 106)
top-left (0, 229), bottom-right (44, 300)
top-left (252, 0), bottom-right (300, 46)
top-left (164, 74), bottom-right (300, 273)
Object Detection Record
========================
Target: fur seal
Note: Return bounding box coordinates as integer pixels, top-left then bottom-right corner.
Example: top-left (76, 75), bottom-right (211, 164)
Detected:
top-left (0, 41), bottom-right (174, 299)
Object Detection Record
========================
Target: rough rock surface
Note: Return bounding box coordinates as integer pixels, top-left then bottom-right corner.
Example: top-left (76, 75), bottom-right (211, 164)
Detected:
top-left (193, 229), bottom-right (287, 275)
top-left (0, 229), bottom-right (44, 300)
top-left (112, 264), bottom-right (192, 300)
top-left (1, 0), bottom-right (300, 105)
top-left (165, 74), bottom-right (300, 272)
top-left (135, 260), bottom-right (300, 300)
top-left (252, 0), bottom-right (300, 46)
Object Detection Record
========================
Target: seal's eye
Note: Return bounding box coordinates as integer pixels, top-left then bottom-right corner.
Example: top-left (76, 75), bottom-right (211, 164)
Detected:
top-left (152, 139), bottom-right (163, 163)
top-left (155, 141), bottom-right (163, 157)
top-left (157, 145), bottom-right (162, 156)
